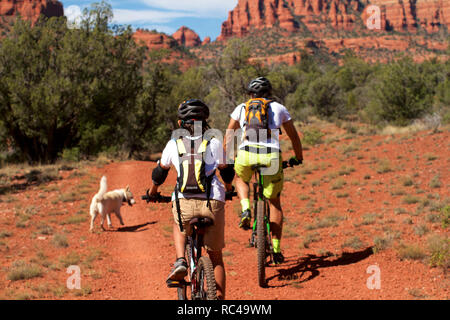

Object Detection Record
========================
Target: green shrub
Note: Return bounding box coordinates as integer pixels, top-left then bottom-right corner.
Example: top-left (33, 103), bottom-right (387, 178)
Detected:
top-left (427, 235), bottom-right (449, 269)
top-left (302, 128), bottom-right (325, 146)
top-left (365, 58), bottom-right (433, 126)
top-left (61, 148), bottom-right (81, 163)
top-left (441, 205), bottom-right (449, 229)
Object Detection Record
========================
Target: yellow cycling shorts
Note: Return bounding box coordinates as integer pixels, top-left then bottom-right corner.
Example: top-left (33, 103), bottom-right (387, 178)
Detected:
top-left (234, 145), bottom-right (284, 200)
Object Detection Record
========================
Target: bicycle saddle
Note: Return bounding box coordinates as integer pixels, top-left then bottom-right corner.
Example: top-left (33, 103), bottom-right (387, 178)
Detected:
top-left (189, 217), bottom-right (214, 228)
top-left (251, 164), bottom-right (268, 171)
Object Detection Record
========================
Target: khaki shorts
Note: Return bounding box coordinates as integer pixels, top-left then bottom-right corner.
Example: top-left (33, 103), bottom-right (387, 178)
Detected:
top-left (172, 199), bottom-right (225, 252)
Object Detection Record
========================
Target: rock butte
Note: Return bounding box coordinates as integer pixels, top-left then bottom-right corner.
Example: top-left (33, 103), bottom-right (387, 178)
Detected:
top-left (172, 26), bottom-right (202, 47)
top-left (0, 0), bottom-right (63, 23)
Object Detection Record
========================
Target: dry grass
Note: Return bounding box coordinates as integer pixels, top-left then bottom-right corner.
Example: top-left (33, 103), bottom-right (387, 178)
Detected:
top-left (7, 261), bottom-right (42, 281)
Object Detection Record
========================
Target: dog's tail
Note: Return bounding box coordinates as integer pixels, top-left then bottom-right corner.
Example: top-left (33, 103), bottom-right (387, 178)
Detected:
top-left (96, 176), bottom-right (108, 201)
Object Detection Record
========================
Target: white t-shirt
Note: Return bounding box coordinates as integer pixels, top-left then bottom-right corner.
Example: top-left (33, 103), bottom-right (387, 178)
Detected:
top-left (230, 100), bottom-right (292, 150)
top-left (160, 136), bottom-right (226, 203)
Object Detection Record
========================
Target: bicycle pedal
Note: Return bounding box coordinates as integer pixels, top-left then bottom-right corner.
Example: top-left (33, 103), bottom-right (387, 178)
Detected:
top-left (166, 279), bottom-right (185, 288)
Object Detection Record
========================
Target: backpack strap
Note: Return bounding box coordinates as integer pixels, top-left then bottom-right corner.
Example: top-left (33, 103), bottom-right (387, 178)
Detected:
top-left (176, 138), bottom-right (187, 156)
top-left (199, 139), bottom-right (214, 210)
top-left (174, 138), bottom-right (188, 232)
top-left (174, 183), bottom-right (184, 233)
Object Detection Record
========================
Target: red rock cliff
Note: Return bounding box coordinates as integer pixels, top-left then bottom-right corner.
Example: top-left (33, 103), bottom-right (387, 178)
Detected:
top-left (133, 29), bottom-right (179, 50)
top-left (172, 26), bottom-right (202, 47)
top-left (218, 0), bottom-right (449, 40)
top-left (0, 0), bottom-right (63, 23)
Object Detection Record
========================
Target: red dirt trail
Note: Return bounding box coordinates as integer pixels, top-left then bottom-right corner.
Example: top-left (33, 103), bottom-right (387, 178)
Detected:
top-left (0, 127), bottom-right (448, 300)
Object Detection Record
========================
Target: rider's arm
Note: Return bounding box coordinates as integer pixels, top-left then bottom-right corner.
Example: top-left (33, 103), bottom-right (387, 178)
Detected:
top-left (282, 119), bottom-right (303, 162)
top-left (224, 118), bottom-right (240, 161)
top-left (150, 140), bottom-right (173, 195)
top-left (150, 162), bottom-right (170, 195)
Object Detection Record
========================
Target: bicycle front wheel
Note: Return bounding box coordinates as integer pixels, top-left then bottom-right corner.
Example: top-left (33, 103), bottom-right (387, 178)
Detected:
top-left (196, 256), bottom-right (217, 300)
top-left (256, 200), bottom-right (267, 288)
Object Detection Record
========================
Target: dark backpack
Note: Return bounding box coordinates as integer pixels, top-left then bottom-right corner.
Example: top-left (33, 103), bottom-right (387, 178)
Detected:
top-left (173, 135), bottom-right (214, 232)
top-left (175, 136), bottom-right (212, 195)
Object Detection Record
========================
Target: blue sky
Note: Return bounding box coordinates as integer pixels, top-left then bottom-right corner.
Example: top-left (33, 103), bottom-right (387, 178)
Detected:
top-left (61, 0), bottom-right (238, 40)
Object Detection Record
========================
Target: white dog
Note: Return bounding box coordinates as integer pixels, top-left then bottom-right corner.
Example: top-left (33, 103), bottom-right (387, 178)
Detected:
top-left (89, 176), bottom-right (136, 232)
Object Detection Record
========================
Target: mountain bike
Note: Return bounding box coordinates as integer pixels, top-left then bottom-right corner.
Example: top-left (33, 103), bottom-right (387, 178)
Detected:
top-left (248, 160), bottom-right (298, 287)
top-left (142, 189), bottom-right (236, 300)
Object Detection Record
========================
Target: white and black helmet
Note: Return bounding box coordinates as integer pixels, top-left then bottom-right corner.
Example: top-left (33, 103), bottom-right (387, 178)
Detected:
top-left (247, 77), bottom-right (272, 95)
top-left (177, 99), bottom-right (210, 121)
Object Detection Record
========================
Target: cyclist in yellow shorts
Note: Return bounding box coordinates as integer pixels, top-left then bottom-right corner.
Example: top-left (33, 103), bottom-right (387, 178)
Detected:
top-left (225, 77), bottom-right (303, 264)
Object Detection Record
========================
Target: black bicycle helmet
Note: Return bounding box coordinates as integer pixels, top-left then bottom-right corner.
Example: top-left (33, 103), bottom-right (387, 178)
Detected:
top-left (247, 77), bottom-right (272, 95)
top-left (177, 99), bottom-right (210, 121)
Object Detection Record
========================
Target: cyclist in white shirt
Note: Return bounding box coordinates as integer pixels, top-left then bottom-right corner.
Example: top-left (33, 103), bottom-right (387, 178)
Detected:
top-left (225, 77), bottom-right (303, 264)
top-left (149, 99), bottom-right (234, 300)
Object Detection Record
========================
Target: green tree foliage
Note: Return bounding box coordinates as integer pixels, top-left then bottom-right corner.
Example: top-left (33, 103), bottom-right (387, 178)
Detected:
top-left (0, 3), bottom-right (448, 164)
top-left (206, 39), bottom-right (267, 128)
top-left (365, 57), bottom-right (434, 126)
top-left (0, 2), bottom-right (144, 163)
top-left (125, 50), bottom-right (179, 159)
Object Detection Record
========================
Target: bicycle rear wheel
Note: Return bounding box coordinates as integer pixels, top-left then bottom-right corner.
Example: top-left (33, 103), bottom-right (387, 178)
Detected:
top-left (256, 200), bottom-right (267, 288)
top-left (195, 256), bottom-right (217, 300)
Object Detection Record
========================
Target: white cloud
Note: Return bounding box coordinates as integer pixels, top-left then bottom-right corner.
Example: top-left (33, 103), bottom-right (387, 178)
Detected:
top-left (112, 9), bottom-right (196, 25)
top-left (65, 5), bottom-right (82, 28)
top-left (138, 0), bottom-right (238, 17)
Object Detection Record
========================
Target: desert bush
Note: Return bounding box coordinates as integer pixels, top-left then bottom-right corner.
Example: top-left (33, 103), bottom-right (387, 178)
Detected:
top-left (397, 243), bottom-right (427, 261)
top-left (441, 205), bottom-right (450, 229)
top-left (365, 57), bottom-right (434, 126)
top-left (305, 213), bottom-right (345, 230)
top-left (373, 233), bottom-right (394, 253)
top-left (59, 252), bottom-right (81, 268)
top-left (427, 235), bottom-right (449, 269)
top-left (302, 128), bottom-right (325, 146)
top-left (52, 233), bottom-right (69, 248)
top-left (342, 237), bottom-right (365, 250)
top-left (7, 261), bottom-right (42, 281)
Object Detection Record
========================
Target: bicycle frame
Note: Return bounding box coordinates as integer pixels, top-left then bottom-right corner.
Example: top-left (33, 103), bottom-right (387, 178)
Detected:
top-left (250, 169), bottom-right (273, 253)
top-left (187, 226), bottom-right (204, 299)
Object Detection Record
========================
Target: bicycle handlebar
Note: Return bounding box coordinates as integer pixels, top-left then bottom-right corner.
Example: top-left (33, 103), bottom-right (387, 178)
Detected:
top-left (282, 160), bottom-right (302, 169)
top-left (142, 189), bottom-right (237, 203)
top-left (141, 190), bottom-right (172, 203)
top-left (225, 186), bottom-right (237, 201)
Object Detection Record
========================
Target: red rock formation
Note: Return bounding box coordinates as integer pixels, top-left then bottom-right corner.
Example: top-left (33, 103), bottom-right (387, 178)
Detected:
top-left (202, 36), bottom-right (211, 45)
top-left (172, 26), bottom-right (202, 47)
top-left (218, 0), bottom-right (449, 41)
top-left (0, 0), bottom-right (63, 23)
top-left (133, 29), bottom-right (178, 50)
top-left (218, 0), bottom-right (299, 41)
